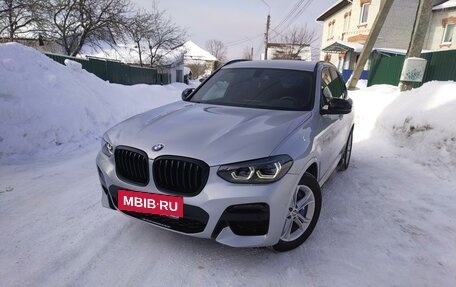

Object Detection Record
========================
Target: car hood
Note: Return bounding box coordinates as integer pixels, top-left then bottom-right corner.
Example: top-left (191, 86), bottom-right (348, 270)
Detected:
top-left (106, 101), bottom-right (311, 166)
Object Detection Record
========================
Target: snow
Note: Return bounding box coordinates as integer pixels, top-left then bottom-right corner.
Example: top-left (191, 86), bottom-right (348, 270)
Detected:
top-left (433, 0), bottom-right (456, 11)
top-left (1, 43), bottom-right (456, 286)
top-left (182, 40), bottom-right (217, 62)
top-left (352, 81), bottom-right (456, 179)
top-left (81, 42), bottom-right (141, 64)
top-left (80, 40), bottom-right (217, 67)
top-left (335, 40), bottom-right (364, 53)
top-left (0, 43), bottom-right (187, 163)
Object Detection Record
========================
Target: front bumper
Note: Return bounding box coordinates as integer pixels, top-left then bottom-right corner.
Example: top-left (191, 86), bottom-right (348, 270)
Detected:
top-left (96, 151), bottom-right (300, 247)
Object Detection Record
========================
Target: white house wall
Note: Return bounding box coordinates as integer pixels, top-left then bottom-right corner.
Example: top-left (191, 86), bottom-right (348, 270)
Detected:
top-left (345, 0), bottom-right (382, 43)
top-left (319, 4), bottom-right (351, 66)
top-left (319, 0), bottom-right (383, 66)
top-left (319, 0), bottom-right (419, 58)
top-left (319, 0), bottom-right (456, 62)
top-left (426, 8), bottom-right (456, 51)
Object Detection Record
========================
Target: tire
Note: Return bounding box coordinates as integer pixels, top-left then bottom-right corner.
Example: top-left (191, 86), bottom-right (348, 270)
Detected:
top-left (338, 127), bottom-right (353, 171)
top-left (272, 172), bottom-right (322, 252)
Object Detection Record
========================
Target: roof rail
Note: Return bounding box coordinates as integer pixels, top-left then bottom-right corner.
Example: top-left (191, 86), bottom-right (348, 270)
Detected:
top-left (222, 59), bottom-right (251, 67)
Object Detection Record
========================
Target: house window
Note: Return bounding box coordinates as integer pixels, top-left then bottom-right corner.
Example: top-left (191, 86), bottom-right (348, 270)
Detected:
top-left (442, 23), bottom-right (455, 44)
top-left (360, 3), bottom-right (370, 24)
top-left (327, 23), bottom-right (331, 39)
top-left (327, 20), bottom-right (336, 40)
top-left (344, 12), bottom-right (351, 32)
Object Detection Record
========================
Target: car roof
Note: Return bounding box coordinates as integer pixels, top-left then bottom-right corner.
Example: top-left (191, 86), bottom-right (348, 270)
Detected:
top-left (222, 60), bottom-right (319, 72)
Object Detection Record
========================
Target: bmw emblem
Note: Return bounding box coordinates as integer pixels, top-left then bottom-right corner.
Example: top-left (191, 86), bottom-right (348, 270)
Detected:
top-left (152, 143), bottom-right (164, 152)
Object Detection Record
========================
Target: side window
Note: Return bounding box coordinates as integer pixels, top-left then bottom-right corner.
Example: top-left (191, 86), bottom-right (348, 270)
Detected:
top-left (321, 68), bottom-right (333, 105)
top-left (201, 81), bottom-right (229, 101)
top-left (328, 68), bottom-right (347, 99)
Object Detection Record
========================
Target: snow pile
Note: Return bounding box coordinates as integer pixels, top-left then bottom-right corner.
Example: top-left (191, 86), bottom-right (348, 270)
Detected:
top-left (0, 43), bottom-right (185, 163)
top-left (351, 81), bottom-right (456, 177)
top-left (433, 0), bottom-right (456, 11)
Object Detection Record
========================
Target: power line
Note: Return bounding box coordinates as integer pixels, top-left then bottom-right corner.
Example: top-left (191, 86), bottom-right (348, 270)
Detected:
top-left (287, 0), bottom-right (315, 27)
top-left (225, 33), bottom-right (264, 47)
top-left (260, 0), bottom-right (270, 13)
top-left (272, 0), bottom-right (316, 36)
top-left (227, 0), bottom-right (316, 55)
top-left (274, 0), bottom-right (306, 32)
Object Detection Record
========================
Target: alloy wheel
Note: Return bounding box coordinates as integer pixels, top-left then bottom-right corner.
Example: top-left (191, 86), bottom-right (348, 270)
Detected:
top-left (280, 185), bottom-right (316, 242)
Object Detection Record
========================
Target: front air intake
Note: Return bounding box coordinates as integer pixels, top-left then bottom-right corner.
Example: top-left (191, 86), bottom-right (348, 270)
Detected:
top-left (114, 146), bottom-right (149, 186)
top-left (153, 156), bottom-right (209, 196)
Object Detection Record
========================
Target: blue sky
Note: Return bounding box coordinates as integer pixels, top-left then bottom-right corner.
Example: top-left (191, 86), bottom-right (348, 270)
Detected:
top-left (132, 0), bottom-right (335, 60)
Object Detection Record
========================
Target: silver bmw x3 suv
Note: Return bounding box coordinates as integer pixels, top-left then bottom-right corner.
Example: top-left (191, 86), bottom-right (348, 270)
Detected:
top-left (96, 60), bottom-right (354, 251)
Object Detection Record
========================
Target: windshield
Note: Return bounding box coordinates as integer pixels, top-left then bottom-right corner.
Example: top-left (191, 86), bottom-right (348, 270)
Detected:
top-left (190, 68), bottom-right (314, 111)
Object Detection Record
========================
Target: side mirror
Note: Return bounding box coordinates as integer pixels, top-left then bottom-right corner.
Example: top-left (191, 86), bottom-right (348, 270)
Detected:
top-left (181, 88), bottom-right (194, 101)
top-left (321, 98), bottom-right (352, 115)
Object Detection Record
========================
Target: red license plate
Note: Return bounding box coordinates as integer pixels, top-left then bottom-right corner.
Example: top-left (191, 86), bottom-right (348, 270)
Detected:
top-left (118, 190), bottom-right (183, 218)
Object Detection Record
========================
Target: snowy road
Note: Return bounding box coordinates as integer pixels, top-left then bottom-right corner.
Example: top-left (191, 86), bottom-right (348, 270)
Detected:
top-left (1, 132), bottom-right (455, 287)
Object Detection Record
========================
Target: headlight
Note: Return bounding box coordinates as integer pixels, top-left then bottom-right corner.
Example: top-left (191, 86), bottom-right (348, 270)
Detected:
top-left (217, 155), bottom-right (293, 184)
top-left (101, 137), bottom-right (113, 157)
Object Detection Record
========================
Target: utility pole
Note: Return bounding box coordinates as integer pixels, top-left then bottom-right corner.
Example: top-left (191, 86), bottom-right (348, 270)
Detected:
top-left (264, 14), bottom-right (271, 60)
top-left (251, 46), bottom-right (254, 60)
top-left (347, 0), bottom-right (395, 90)
top-left (399, 0), bottom-right (433, 91)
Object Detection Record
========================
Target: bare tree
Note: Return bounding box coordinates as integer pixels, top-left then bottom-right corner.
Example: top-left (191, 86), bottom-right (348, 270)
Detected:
top-left (125, 9), bottom-right (154, 66)
top-left (37, 0), bottom-right (131, 56)
top-left (143, 4), bottom-right (186, 66)
top-left (270, 25), bottom-right (317, 60)
top-left (205, 39), bottom-right (226, 64)
top-left (0, 0), bottom-right (41, 41)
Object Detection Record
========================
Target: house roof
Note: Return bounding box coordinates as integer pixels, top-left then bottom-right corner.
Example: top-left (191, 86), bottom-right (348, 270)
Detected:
top-left (316, 0), bottom-right (351, 21)
top-left (322, 41), bottom-right (363, 53)
top-left (372, 47), bottom-right (432, 55)
top-left (81, 42), bottom-right (140, 64)
top-left (433, 0), bottom-right (456, 11)
top-left (182, 41), bottom-right (217, 61)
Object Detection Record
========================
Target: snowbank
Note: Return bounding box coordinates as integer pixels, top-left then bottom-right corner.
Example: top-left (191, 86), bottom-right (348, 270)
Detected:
top-left (351, 81), bottom-right (456, 177)
top-left (0, 43), bottom-right (186, 163)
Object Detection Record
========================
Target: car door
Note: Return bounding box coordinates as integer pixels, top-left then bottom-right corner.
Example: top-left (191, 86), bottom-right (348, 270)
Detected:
top-left (316, 67), bottom-right (347, 181)
top-left (328, 68), bottom-right (352, 158)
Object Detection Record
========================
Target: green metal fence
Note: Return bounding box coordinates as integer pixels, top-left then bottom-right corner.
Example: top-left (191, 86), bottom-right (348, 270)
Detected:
top-left (368, 54), bottom-right (405, 86)
top-left (44, 52), bottom-right (169, 85)
top-left (368, 49), bottom-right (456, 87)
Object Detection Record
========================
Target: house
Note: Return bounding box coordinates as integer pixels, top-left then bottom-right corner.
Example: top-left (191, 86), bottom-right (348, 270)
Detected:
top-left (155, 40), bottom-right (217, 81)
top-left (180, 41), bottom-right (218, 77)
top-left (316, 0), bottom-right (449, 77)
top-left (81, 40), bottom-right (217, 83)
top-left (317, 0), bottom-right (426, 72)
top-left (266, 43), bottom-right (312, 60)
top-left (426, 0), bottom-right (456, 51)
